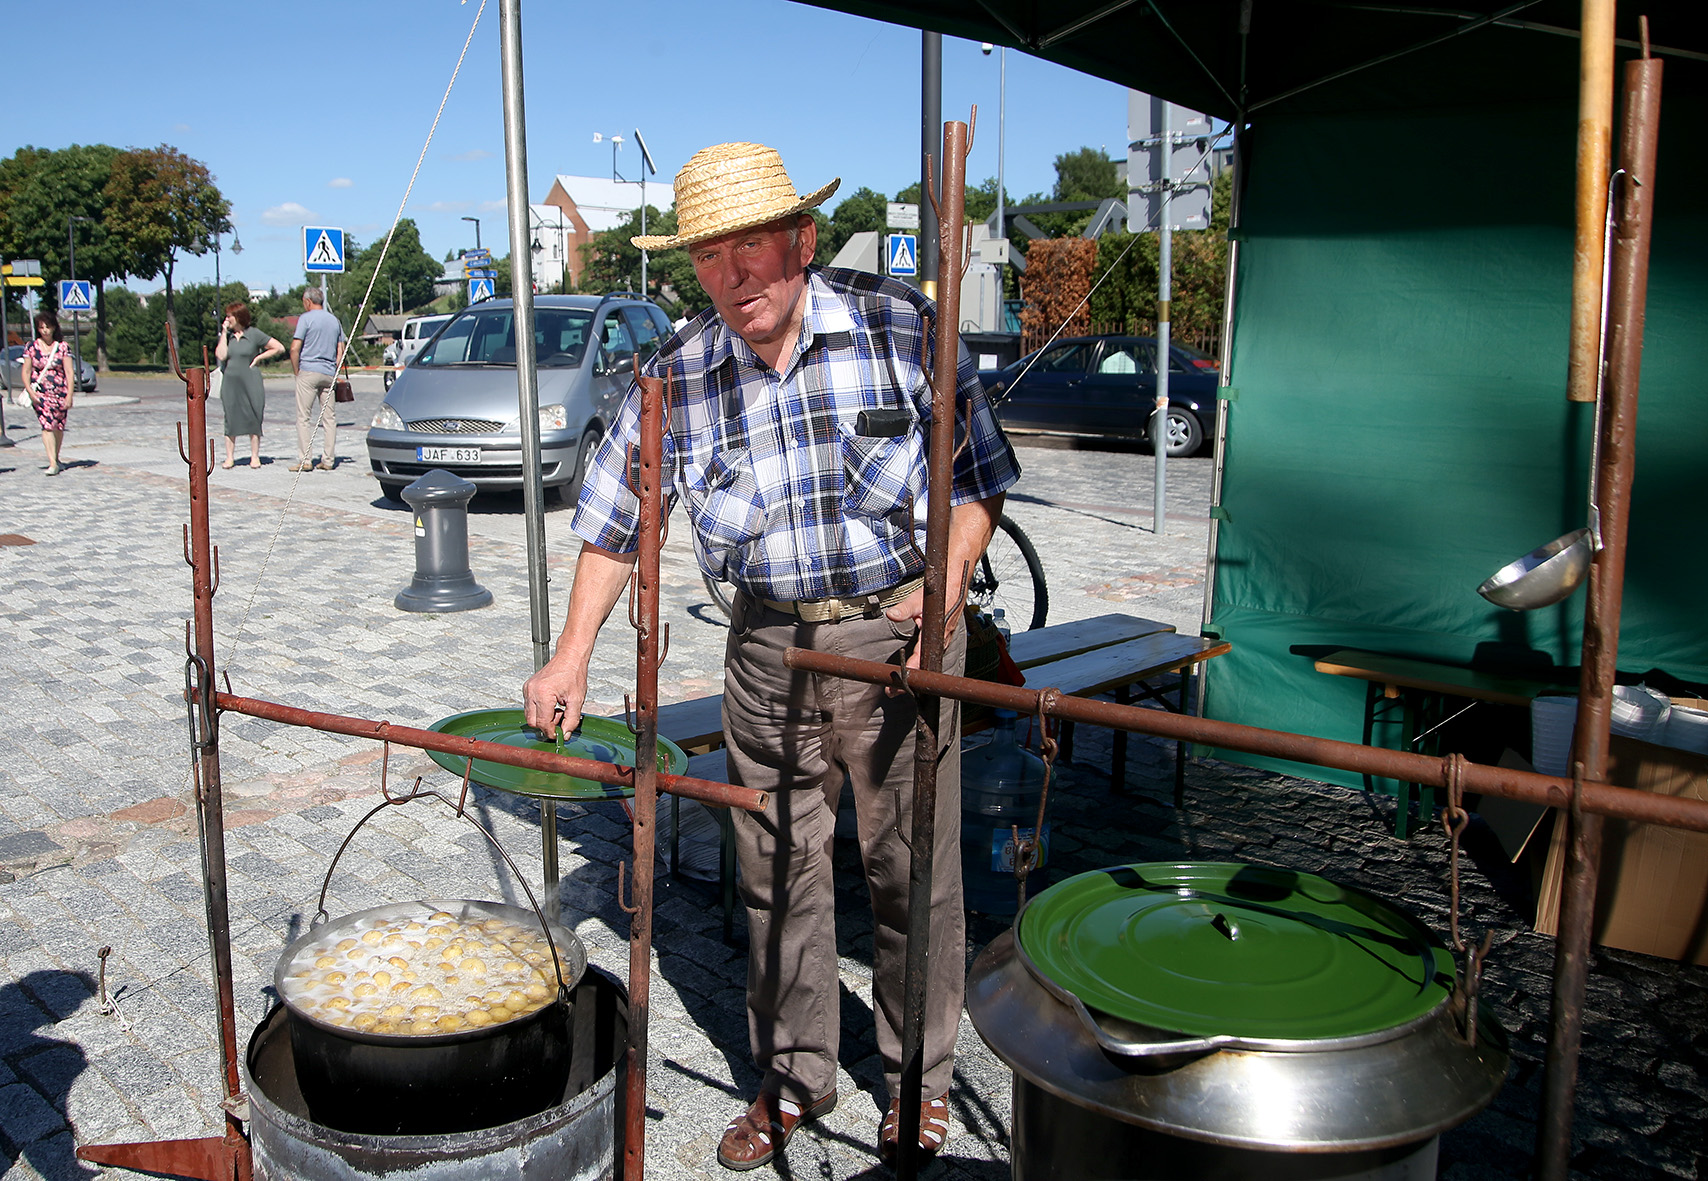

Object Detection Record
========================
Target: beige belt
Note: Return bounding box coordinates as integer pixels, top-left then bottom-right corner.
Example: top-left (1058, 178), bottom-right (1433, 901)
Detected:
top-left (760, 576), bottom-right (923, 624)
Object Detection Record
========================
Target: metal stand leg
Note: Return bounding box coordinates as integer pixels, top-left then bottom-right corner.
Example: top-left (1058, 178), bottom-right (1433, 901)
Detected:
top-left (1174, 673), bottom-right (1188, 808)
top-left (540, 800), bottom-right (559, 925)
top-left (1111, 684), bottom-right (1130, 792)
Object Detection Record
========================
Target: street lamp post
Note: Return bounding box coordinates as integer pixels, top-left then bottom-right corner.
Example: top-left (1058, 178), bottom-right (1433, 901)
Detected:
top-left (597, 129), bottom-right (658, 295)
top-left (461, 216), bottom-right (482, 252)
top-left (982, 42), bottom-right (1008, 325)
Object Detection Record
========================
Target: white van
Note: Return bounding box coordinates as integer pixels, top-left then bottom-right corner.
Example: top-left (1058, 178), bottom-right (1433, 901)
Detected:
top-left (398, 314), bottom-right (452, 364)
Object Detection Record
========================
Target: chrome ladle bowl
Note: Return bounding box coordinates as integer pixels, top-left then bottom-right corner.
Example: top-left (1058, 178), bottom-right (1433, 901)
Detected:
top-left (1477, 527), bottom-right (1594, 610)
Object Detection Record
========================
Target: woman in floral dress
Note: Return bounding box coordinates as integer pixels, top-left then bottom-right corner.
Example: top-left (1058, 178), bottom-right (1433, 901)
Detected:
top-left (21, 310), bottom-right (76, 475)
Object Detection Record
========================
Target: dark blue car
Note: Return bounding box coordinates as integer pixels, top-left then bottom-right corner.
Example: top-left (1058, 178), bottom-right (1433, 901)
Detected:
top-left (980, 335), bottom-right (1218, 457)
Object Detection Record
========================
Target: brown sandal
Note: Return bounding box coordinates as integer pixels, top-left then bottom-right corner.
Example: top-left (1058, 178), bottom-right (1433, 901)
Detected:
top-left (879, 1092), bottom-right (951, 1165)
top-left (717, 1089), bottom-right (837, 1172)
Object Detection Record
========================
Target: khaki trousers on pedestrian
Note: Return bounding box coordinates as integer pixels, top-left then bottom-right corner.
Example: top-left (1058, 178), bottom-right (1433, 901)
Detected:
top-left (294, 371), bottom-right (337, 464)
top-left (722, 590), bottom-right (966, 1106)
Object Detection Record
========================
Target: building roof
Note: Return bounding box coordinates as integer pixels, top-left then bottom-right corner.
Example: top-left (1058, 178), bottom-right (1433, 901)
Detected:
top-left (545, 175), bottom-right (648, 232)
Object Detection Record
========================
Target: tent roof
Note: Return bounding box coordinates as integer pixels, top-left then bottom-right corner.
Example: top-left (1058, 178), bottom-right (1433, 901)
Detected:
top-left (795, 2), bottom-right (1707, 119)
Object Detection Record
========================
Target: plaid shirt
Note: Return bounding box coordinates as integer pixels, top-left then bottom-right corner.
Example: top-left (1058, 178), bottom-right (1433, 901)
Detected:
top-left (571, 266), bottom-right (1021, 602)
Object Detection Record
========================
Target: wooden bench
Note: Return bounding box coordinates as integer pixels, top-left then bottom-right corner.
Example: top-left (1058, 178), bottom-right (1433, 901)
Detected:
top-left (634, 614), bottom-right (1222, 939)
top-left (1312, 647), bottom-right (1561, 836)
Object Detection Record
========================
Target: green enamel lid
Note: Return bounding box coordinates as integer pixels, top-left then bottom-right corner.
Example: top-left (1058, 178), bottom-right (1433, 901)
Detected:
top-left (1017, 863), bottom-right (1456, 1042)
top-left (426, 709), bottom-right (686, 801)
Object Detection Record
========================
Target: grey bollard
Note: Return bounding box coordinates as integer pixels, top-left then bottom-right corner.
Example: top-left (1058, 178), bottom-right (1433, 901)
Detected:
top-left (395, 469), bottom-right (493, 612)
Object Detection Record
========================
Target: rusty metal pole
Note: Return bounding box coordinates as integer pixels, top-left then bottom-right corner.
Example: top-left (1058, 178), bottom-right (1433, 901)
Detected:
top-left (78, 365), bottom-right (251, 1181)
top-left (1536, 43), bottom-right (1662, 1181)
top-left (896, 117), bottom-right (968, 1181)
top-left (781, 649), bottom-right (1708, 833)
top-left (622, 371), bottom-right (667, 1179)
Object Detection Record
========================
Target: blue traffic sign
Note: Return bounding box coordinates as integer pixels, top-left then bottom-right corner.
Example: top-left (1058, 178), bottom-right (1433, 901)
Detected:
top-left (886, 233), bottom-right (918, 277)
top-left (469, 277), bottom-right (495, 302)
top-left (463, 249), bottom-right (491, 262)
top-left (58, 279), bottom-right (94, 312)
top-left (303, 226), bottom-right (346, 273)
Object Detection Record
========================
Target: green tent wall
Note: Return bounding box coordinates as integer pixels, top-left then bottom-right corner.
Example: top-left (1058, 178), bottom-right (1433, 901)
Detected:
top-left (1202, 91), bottom-right (1708, 788)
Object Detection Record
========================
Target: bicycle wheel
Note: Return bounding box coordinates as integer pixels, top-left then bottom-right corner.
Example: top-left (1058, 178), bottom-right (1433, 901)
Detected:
top-left (703, 570), bottom-right (737, 619)
top-left (969, 515), bottom-right (1048, 631)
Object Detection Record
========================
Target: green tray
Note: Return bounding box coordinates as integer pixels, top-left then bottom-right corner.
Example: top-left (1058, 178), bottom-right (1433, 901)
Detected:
top-left (1017, 862), bottom-right (1455, 1042)
top-left (426, 709), bottom-right (688, 801)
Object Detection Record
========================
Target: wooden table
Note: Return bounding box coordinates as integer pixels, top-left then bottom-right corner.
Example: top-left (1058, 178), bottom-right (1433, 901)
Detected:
top-left (1313, 648), bottom-right (1560, 835)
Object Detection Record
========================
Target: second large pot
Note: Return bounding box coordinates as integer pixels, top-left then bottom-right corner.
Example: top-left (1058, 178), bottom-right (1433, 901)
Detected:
top-left (275, 898), bottom-right (587, 1135)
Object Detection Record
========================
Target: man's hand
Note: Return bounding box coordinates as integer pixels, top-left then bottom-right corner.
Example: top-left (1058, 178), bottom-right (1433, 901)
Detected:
top-left (523, 656), bottom-right (589, 739)
top-left (883, 494), bottom-right (1004, 693)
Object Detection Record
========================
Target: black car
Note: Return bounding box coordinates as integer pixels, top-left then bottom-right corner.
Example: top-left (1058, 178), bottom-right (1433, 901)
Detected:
top-left (980, 335), bottom-right (1218, 457)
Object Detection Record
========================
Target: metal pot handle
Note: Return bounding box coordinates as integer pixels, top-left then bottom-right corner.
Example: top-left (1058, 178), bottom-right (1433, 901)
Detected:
top-left (312, 755), bottom-right (575, 1005)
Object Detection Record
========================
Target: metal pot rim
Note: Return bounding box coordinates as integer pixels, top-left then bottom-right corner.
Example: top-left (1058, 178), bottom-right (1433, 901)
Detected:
top-left (274, 898), bottom-right (586, 1046)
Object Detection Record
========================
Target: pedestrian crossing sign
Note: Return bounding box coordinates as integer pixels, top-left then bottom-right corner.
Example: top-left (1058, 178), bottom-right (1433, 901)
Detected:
top-left (469, 277), bottom-right (494, 302)
top-left (58, 280), bottom-right (94, 311)
top-left (303, 226), bottom-right (346, 273)
top-left (886, 233), bottom-right (918, 277)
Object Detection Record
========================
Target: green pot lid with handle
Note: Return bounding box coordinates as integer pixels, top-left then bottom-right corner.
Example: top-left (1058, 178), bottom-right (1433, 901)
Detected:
top-left (426, 709), bottom-right (687, 801)
top-left (1017, 863), bottom-right (1456, 1043)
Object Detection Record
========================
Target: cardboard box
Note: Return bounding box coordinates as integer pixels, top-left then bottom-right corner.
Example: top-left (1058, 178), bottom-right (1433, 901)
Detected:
top-left (1534, 731), bottom-right (1708, 966)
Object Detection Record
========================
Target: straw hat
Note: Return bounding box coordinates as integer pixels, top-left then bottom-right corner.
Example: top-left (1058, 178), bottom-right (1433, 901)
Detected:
top-left (631, 142), bottom-right (839, 251)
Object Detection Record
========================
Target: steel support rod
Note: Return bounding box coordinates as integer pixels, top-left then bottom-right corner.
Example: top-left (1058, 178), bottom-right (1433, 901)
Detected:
top-left (1536, 46), bottom-right (1662, 1181)
top-left (496, 0), bottom-right (561, 927)
top-left (213, 692), bottom-right (767, 813)
top-left (896, 116), bottom-right (967, 1181)
top-left (622, 372), bottom-right (666, 1179)
top-left (782, 648), bottom-right (1708, 834)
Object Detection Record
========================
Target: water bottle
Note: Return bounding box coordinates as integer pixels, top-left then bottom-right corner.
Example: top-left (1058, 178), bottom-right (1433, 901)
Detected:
top-left (960, 708), bottom-right (1050, 915)
top-left (992, 607), bottom-right (1011, 644)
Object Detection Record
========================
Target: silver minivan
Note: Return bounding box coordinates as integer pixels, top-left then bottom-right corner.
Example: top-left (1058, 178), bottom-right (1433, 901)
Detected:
top-left (366, 294), bottom-right (672, 503)
top-left (397, 313), bottom-right (452, 364)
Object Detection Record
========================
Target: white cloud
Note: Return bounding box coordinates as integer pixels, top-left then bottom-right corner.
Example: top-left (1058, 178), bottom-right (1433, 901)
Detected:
top-left (260, 202), bottom-right (316, 225)
top-left (446, 149), bottom-right (492, 162)
top-left (478, 199), bottom-right (508, 213)
top-left (172, 123), bottom-right (192, 134)
top-left (420, 200), bottom-right (473, 213)
top-left (328, 177), bottom-right (353, 189)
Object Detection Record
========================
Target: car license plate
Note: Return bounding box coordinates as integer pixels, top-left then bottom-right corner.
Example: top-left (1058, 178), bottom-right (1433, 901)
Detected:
top-left (418, 446), bottom-right (480, 463)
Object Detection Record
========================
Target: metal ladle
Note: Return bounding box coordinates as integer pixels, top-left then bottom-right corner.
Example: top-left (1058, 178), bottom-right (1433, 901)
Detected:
top-left (1478, 172), bottom-right (1623, 611)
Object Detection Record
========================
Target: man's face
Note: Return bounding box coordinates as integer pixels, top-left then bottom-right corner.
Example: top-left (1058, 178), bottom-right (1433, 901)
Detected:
top-left (690, 217), bottom-right (815, 356)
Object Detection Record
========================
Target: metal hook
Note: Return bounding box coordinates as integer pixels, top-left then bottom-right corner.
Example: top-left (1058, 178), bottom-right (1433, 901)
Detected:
top-left (616, 861), bottom-right (640, 915)
top-left (623, 693), bottom-right (638, 736)
top-left (626, 571), bottom-right (642, 630)
top-left (924, 153), bottom-right (943, 221)
top-left (210, 545), bottom-right (221, 596)
top-left (176, 422), bottom-right (191, 465)
top-left (658, 621), bottom-right (671, 666)
top-left (183, 620), bottom-right (194, 658)
top-left (457, 757), bottom-right (474, 815)
top-left (182, 523), bottom-right (193, 568)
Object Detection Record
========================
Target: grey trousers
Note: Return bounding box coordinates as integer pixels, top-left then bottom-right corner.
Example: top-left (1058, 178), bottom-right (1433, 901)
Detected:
top-left (294, 370), bottom-right (336, 463)
top-left (722, 590), bottom-right (966, 1105)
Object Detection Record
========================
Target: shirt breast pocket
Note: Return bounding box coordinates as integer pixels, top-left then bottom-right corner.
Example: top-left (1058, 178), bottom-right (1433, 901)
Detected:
top-left (683, 448), bottom-right (765, 555)
top-left (839, 423), bottom-right (925, 521)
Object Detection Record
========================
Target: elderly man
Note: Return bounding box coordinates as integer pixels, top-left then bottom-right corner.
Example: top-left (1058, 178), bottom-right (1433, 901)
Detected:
top-left (522, 142), bottom-right (1019, 1171)
top-left (289, 288), bottom-right (346, 472)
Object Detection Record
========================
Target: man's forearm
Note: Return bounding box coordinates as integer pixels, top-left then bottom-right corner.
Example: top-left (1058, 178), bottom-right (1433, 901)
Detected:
top-left (945, 492), bottom-right (1005, 606)
top-left (553, 542), bottom-right (638, 668)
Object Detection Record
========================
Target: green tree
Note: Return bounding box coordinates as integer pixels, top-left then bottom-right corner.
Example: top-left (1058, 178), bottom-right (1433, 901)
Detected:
top-left (820, 186), bottom-right (887, 264)
top-left (579, 206), bottom-right (710, 317)
top-left (104, 145), bottom-right (230, 328)
top-left (1053, 146), bottom-right (1123, 202)
top-left (0, 143), bottom-right (125, 365)
top-left (334, 219), bottom-right (443, 321)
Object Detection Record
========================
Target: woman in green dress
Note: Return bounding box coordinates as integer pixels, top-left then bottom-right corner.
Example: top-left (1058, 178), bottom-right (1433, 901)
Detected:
top-left (215, 301), bottom-right (285, 468)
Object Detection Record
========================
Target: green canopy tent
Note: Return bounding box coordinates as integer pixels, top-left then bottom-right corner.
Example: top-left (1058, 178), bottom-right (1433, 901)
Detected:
top-left (797, 1), bottom-right (1708, 787)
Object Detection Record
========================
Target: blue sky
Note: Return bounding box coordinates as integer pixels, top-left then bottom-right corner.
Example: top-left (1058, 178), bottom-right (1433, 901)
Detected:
top-left (3, 0), bottom-right (1130, 294)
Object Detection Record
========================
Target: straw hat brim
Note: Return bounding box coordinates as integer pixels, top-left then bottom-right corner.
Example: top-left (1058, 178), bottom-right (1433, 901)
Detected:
top-left (632, 178), bottom-right (840, 251)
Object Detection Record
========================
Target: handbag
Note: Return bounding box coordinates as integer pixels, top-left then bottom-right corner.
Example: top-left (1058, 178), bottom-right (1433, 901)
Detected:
top-left (333, 378), bottom-right (354, 403)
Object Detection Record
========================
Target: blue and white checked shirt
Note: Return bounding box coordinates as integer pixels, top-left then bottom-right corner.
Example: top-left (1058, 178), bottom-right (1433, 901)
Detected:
top-left (571, 266), bottom-right (1021, 602)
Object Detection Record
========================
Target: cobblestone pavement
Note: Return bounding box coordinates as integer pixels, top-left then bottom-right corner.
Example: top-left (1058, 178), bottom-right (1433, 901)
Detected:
top-left (0, 376), bottom-right (1701, 1179)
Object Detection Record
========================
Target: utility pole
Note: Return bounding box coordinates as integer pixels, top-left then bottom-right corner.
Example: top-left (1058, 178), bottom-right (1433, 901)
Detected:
top-left (1153, 103), bottom-right (1172, 535)
top-left (462, 216), bottom-right (482, 252)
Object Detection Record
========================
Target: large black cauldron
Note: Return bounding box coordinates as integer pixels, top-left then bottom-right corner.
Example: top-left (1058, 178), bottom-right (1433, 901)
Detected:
top-left (275, 899), bottom-right (586, 1135)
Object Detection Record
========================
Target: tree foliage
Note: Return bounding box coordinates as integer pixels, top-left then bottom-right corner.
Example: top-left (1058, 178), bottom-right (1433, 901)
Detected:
top-left (1019, 238), bottom-right (1098, 342)
top-left (580, 206), bottom-right (709, 318)
top-left (329, 219), bottom-right (442, 318)
top-left (104, 145), bottom-right (230, 315)
top-left (101, 280), bottom-right (295, 367)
